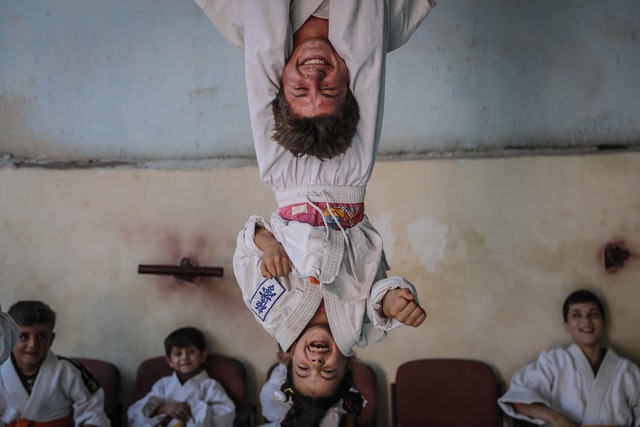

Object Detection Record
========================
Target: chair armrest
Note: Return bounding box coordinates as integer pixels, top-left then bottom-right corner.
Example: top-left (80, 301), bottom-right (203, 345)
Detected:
top-left (105, 400), bottom-right (124, 427)
top-left (233, 403), bottom-right (256, 427)
top-left (510, 416), bottom-right (537, 427)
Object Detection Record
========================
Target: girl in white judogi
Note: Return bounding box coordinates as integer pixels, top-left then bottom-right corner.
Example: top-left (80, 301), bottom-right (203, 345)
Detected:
top-left (499, 290), bottom-right (640, 427)
top-left (127, 327), bottom-right (235, 427)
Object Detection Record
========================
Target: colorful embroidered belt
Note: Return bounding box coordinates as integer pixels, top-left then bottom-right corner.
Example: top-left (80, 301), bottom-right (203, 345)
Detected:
top-left (279, 202), bottom-right (364, 229)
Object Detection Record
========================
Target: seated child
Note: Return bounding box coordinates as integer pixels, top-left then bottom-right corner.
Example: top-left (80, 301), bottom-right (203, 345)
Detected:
top-left (258, 303), bottom-right (365, 427)
top-left (498, 289), bottom-right (640, 427)
top-left (127, 327), bottom-right (235, 427)
top-left (0, 300), bottom-right (110, 427)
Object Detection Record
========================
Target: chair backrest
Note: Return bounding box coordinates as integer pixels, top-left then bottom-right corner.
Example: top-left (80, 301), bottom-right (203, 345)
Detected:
top-left (266, 361), bottom-right (377, 427)
top-left (352, 362), bottom-right (377, 427)
top-left (392, 358), bottom-right (500, 427)
top-left (132, 354), bottom-right (247, 408)
top-left (72, 357), bottom-right (123, 427)
top-left (72, 357), bottom-right (121, 412)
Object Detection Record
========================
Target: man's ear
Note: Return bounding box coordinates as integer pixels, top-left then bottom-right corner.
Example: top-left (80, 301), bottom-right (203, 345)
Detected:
top-left (563, 321), bottom-right (569, 332)
top-left (201, 349), bottom-right (208, 361)
top-left (165, 355), bottom-right (174, 369)
top-left (49, 332), bottom-right (56, 348)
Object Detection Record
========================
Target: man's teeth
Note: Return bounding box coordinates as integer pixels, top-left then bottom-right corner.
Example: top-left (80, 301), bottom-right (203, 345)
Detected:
top-left (303, 59), bottom-right (327, 65)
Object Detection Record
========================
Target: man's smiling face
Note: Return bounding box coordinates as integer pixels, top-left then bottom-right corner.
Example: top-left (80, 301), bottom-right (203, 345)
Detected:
top-left (281, 37), bottom-right (350, 118)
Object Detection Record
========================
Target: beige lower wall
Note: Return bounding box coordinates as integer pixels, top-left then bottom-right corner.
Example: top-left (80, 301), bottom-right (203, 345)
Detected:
top-left (1, 153), bottom-right (639, 425)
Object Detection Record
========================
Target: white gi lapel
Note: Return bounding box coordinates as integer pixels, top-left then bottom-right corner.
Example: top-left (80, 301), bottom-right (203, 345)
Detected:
top-left (22, 351), bottom-right (58, 420)
top-left (582, 348), bottom-right (619, 424)
top-left (170, 370), bottom-right (205, 402)
top-left (1, 358), bottom-right (30, 415)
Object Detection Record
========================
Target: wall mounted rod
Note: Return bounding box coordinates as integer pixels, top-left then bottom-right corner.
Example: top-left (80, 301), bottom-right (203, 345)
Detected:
top-left (138, 265), bottom-right (223, 277)
top-left (138, 257), bottom-right (223, 280)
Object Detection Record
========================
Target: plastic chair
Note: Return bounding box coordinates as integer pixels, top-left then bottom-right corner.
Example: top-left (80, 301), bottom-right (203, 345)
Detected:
top-left (132, 354), bottom-right (255, 427)
top-left (391, 358), bottom-right (501, 427)
top-left (72, 357), bottom-right (123, 427)
top-left (266, 361), bottom-right (377, 427)
top-left (352, 362), bottom-right (377, 427)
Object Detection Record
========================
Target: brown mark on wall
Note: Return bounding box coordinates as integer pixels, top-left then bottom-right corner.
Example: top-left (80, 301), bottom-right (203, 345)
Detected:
top-left (601, 240), bottom-right (636, 274)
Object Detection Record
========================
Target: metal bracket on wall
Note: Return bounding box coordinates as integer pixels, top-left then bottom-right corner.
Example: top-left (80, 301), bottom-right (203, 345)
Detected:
top-left (138, 257), bottom-right (223, 283)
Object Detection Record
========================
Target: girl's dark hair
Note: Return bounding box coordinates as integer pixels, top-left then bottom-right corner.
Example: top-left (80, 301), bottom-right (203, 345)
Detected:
top-left (280, 361), bottom-right (364, 427)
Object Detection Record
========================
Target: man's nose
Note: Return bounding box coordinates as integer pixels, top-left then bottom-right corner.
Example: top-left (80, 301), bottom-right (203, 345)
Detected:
top-left (302, 67), bottom-right (326, 81)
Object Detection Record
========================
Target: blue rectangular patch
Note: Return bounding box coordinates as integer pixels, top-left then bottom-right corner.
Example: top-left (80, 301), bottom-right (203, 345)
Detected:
top-left (250, 277), bottom-right (286, 321)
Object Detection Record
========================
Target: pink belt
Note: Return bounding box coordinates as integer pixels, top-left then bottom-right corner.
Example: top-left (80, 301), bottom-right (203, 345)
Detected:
top-left (279, 202), bottom-right (364, 229)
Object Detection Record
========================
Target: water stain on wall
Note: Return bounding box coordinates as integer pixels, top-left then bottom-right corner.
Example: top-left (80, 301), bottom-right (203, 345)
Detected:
top-left (407, 216), bottom-right (449, 273)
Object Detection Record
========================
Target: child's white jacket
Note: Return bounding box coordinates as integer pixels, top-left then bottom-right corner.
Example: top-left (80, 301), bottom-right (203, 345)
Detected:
top-left (0, 351), bottom-right (110, 426)
top-left (234, 215), bottom-right (419, 356)
top-left (127, 370), bottom-right (235, 427)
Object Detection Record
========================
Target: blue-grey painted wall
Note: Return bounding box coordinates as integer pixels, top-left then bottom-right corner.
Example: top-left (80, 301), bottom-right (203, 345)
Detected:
top-left (1, 1), bottom-right (638, 165)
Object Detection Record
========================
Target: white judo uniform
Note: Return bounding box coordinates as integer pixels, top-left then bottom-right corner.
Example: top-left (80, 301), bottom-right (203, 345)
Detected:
top-left (0, 303), bottom-right (19, 365)
top-left (258, 363), bottom-right (364, 427)
top-left (0, 351), bottom-right (109, 426)
top-left (194, 0), bottom-right (437, 289)
top-left (127, 370), bottom-right (235, 427)
top-left (498, 344), bottom-right (640, 426)
top-left (0, 303), bottom-right (19, 425)
top-left (234, 215), bottom-right (418, 356)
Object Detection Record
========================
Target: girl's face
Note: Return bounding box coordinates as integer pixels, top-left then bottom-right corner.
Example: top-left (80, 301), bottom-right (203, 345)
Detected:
top-left (289, 309), bottom-right (350, 398)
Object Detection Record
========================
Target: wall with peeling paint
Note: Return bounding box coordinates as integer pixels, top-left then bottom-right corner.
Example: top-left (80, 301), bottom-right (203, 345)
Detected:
top-left (1, 154), bottom-right (640, 425)
top-left (2, 1), bottom-right (640, 426)
top-left (1, 0), bottom-right (639, 164)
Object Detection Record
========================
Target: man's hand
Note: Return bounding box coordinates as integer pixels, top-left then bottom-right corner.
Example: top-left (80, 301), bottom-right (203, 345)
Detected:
top-left (381, 288), bottom-right (426, 327)
top-left (254, 227), bottom-right (293, 278)
top-left (155, 401), bottom-right (192, 422)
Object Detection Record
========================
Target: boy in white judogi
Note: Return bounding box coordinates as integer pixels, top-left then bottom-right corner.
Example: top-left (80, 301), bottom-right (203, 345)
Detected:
top-left (0, 300), bottom-right (110, 427)
top-left (498, 289), bottom-right (640, 427)
top-left (127, 327), bottom-right (235, 427)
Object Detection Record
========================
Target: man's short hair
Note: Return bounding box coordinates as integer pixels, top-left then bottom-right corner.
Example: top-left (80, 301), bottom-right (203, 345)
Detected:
top-left (562, 289), bottom-right (605, 322)
top-left (271, 86), bottom-right (360, 161)
top-left (164, 327), bottom-right (206, 355)
top-left (8, 301), bottom-right (57, 330)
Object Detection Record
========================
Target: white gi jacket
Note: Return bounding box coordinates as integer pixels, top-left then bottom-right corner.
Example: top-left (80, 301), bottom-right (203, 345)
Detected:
top-left (0, 303), bottom-right (19, 365)
top-left (258, 363), bottom-right (364, 427)
top-left (498, 344), bottom-right (640, 426)
top-left (0, 351), bottom-right (110, 426)
top-left (198, 0), bottom-right (434, 307)
top-left (127, 370), bottom-right (235, 427)
top-left (234, 215), bottom-right (419, 357)
top-left (194, 0), bottom-right (436, 205)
